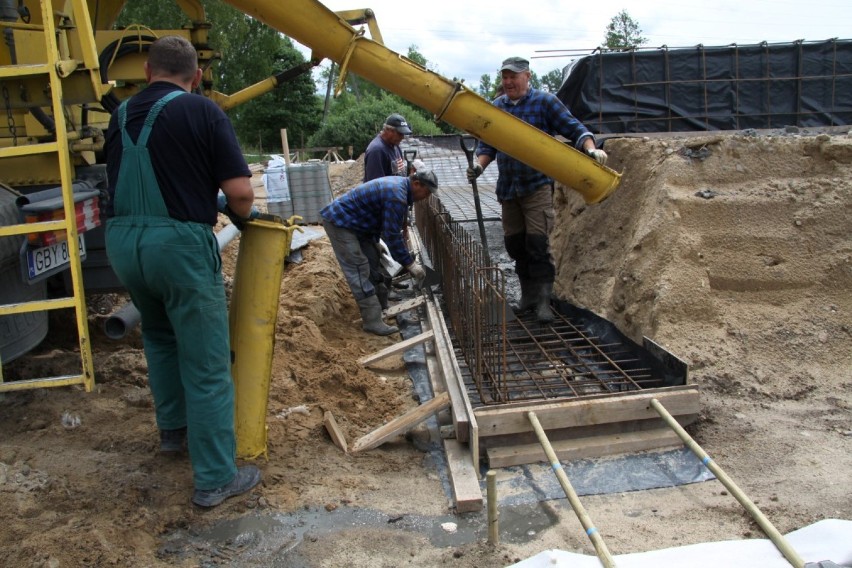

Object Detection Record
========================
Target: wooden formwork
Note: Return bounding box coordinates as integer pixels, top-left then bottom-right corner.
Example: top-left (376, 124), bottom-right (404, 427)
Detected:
top-left (419, 290), bottom-right (700, 513)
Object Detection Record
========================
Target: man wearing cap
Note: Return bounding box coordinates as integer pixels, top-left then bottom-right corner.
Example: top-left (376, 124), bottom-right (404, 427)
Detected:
top-left (364, 113), bottom-right (412, 182)
top-left (467, 56), bottom-right (608, 324)
top-left (320, 169), bottom-right (438, 336)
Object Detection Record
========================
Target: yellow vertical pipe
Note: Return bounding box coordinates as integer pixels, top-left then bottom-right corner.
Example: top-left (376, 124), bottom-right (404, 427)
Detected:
top-left (223, 0), bottom-right (621, 204)
top-left (229, 218), bottom-right (298, 459)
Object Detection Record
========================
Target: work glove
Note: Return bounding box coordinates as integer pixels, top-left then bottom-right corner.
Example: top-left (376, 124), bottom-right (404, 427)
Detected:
top-left (217, 193), bottom-right (259, 231)
top-left (466, 163), bottom-right (483, 184)
top-left (406, 262), bottom-right (426, 287)
top-left (586, 148), bottom-right (608, 166)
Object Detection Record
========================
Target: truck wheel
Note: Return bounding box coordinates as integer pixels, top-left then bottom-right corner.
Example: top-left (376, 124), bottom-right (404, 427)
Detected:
top-left (0, 187), bottom-right (48, 363)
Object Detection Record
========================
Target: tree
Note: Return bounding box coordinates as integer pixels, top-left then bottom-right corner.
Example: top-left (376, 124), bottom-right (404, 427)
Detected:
top-left (230, 38), bottom-right (322, 153)
top-left (539, 69), bottom-right (564, 94)
top-left (114, 0), bottom-right (322, 150)
top-left (308, 93), bottom-right (442, 159)
top-left (603, 10), bottom-right (648, 50)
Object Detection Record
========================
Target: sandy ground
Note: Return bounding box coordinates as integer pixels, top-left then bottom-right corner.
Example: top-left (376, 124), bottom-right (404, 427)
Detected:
top-left (1, 132), bottom-right (850, 567)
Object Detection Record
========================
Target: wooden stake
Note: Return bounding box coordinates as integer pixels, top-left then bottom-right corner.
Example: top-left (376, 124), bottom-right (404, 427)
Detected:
top-left (487, 470), bottom-right (499, 545)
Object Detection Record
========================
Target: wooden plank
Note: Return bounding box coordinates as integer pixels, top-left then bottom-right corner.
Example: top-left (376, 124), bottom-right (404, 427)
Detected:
top-left (323, 411), bottom-right (348, 453)
top-left (444, 438), bottom-right (483, 513)
top-left (350, 391), bottom-right (450, 453)
top-left (486, 428), bottom-right (683, 468)
top-left (424, 297), bottom-right (473, 443)
top-left (383, 296), bottom-right (425, 318)
top-left (358, 329), bottom-right (434, 367)
top-left (474, 386), bottom-right (700, 438)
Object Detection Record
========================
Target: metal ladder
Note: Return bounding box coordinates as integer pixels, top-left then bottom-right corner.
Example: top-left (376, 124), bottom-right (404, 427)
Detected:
top-left (0, 0), bottom-right (103, 392)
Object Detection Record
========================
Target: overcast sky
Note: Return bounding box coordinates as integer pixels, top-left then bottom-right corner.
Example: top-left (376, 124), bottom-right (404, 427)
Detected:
top-left (296, 0), bottom-right (852, 87)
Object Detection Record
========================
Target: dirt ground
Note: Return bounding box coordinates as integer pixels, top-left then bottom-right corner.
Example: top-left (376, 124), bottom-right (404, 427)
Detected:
top-left (1, 131), bottom-right (850, 567)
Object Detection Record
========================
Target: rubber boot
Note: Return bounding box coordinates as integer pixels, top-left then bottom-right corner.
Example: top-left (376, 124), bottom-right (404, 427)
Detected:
top-left (358, 296), bottom-right (399, 336)
top-left (535, 281), bottom-right (554, 324)
top-left (517, 277), bottom-right (536, 313)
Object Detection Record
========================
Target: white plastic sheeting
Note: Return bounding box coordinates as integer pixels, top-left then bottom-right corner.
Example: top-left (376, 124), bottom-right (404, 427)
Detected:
top-left (509, 519), bottom-right (851, 568)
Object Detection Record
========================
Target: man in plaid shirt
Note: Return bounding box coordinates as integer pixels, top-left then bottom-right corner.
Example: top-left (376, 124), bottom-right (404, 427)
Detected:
top-left (468, 56), bottom-right (608, 324)
top-left (321, 170), bottom-right (438, 335)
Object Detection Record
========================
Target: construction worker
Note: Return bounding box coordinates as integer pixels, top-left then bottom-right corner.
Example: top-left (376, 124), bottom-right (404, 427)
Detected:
top-left (363, 113), bottom-right (412, 182)
top-left (321, 169), bottom-right (438, 335)
top-left (104, 36), bottom-right (261, 507)
top-left (467, 56), bottom-right (608, 323)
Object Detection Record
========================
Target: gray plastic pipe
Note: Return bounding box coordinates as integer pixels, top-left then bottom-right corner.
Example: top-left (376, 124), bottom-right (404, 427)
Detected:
top-left (104, 223), bottom-right (241, 339)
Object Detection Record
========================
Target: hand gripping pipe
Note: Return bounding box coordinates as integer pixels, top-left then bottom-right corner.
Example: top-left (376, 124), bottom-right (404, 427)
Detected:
top-left (223, 0), bottom-right (621, 204)
top-left (103, 223), bottom-right (242, 340)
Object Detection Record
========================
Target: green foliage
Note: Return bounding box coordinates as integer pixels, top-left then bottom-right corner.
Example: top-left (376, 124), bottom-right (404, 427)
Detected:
top-left (113, 0), bottom-right (322, 152)
top-left (603, 10), bottom-right (648, 50)
top-left (539, 69), bottom-right (564, 94)
top-left (229, 39), bottom-right (322, 153)
top-left (308, 93), bottom-right (443, 158)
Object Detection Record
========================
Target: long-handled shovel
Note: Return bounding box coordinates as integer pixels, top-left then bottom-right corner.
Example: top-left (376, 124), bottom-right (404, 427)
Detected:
top-left (460, 135), bottom-right (516, 323)
top-left (460, 135), bottom-right (492, 267)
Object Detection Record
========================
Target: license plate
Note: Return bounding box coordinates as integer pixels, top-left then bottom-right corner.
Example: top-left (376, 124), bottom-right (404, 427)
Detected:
top-left (26, 235), bottom-right (86, 281)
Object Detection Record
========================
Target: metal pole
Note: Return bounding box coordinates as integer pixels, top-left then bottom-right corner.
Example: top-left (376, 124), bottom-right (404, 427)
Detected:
top-left (528, 411), bottom-right (617, 568)
top-left (650, 398), bottom-right (805, 568)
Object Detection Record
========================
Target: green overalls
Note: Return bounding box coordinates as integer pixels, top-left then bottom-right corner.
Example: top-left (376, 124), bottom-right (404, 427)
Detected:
top-left (106, 91), bottom-right (237, 490)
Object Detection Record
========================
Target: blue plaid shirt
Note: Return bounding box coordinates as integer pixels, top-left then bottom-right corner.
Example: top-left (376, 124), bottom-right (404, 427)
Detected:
top-left (477, 88), bottom-right (594, 200)
top-left (320, 176), bottom-right (415, 267)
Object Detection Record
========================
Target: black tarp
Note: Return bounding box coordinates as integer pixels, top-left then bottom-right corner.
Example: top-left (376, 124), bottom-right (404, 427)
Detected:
top-left (556, 39), bottom-right (852, 134)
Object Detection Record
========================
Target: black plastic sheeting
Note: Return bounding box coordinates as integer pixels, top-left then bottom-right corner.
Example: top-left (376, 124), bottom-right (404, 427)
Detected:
top-left (557, 39), bottom-right (852, 134)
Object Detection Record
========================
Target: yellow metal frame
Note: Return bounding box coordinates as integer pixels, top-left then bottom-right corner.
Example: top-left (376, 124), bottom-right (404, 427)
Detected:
top-left (0, 0), bottom-right (98, 393)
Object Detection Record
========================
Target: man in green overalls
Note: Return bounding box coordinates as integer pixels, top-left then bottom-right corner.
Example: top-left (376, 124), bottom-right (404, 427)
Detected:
top-left (105, 36), bottom-right (260, 507)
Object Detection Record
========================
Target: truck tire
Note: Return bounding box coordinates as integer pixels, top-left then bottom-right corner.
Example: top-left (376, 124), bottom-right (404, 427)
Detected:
top-left (0, 187), bottom-right (48, 363)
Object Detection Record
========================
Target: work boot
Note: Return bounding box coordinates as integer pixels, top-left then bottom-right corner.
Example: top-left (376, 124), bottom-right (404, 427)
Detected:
top-left (357, 296), bottom-right (399, 336)
top-left (160, 427), bottom-right (187, 455)
top-left (535, 281), bottom-right (554, 324)
top-left (192, 465), bottom-right (262, 508)
top-left (516, 277), bottom-right (536, 313)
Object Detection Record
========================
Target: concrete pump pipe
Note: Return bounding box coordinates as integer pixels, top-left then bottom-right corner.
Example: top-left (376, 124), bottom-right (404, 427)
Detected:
top-left (224, 0), bottom-right (621, 204)
top-left (230, 217), bottom-right (301, 459)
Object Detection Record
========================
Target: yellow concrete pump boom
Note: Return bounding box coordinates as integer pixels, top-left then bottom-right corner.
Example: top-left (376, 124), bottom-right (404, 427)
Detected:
top-left (224, 0), bottom-right (621, 204)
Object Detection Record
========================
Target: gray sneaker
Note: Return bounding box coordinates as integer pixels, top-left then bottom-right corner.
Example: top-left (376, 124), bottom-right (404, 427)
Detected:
top-left (192, 465), bottom-right (262, 508)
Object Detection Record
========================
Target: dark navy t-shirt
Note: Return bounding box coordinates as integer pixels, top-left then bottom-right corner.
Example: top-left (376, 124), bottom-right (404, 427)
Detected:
top-left (105, 82), bottom-right (250, 225)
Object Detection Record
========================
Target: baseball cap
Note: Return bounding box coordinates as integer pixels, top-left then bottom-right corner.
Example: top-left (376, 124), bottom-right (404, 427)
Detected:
top-left (500, 56), bottom-right (529, 73)
top-left (384, 113), bottom-right (412, 135)
top-left (413, 169), bottom-right (438, 193)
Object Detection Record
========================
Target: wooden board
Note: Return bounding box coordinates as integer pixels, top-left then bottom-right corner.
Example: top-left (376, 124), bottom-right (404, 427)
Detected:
top-left (383, 296), bottom-right (425, 318)
top-left (322, 411), bottom-right (348, 453)
top-left (486, 428), bottom-right (683, 468)
top-left (358, 329), bottom-right (434, 367)
top-left (474, 386), bottom-right (700, 438)
top-left (350, 391), bottom-right (450, 453)
top-left (424, 298), bottom-right (473, 443)
top-left (444, 438), bottom-right (483, 513)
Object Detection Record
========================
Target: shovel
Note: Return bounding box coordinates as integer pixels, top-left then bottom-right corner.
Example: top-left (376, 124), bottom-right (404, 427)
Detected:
top-left (404, 149), bottom-right (417, 175)
top-left (460, 135), bottom-right (492, 267)
top-left (459, 135), bottom-right (516, 323)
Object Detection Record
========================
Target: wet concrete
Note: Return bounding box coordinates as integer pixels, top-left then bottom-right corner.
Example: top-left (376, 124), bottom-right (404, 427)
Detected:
top-left (159, 501), bottom-right (561, 565)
